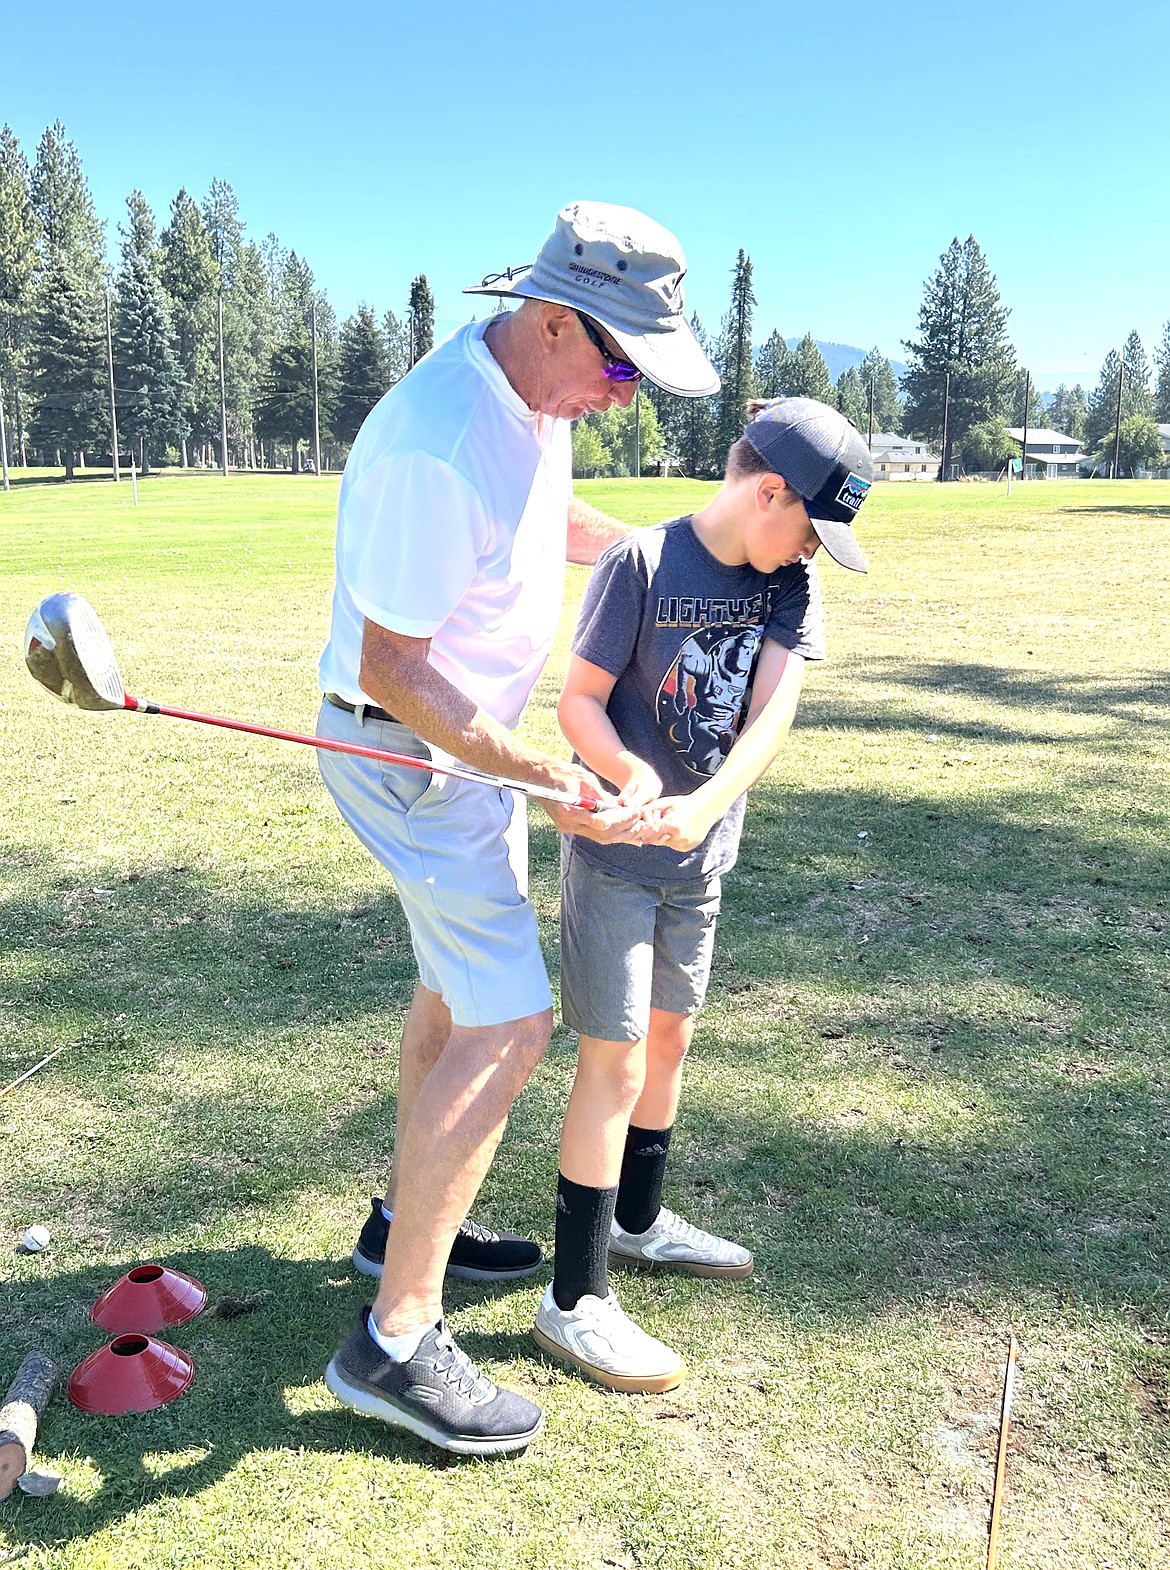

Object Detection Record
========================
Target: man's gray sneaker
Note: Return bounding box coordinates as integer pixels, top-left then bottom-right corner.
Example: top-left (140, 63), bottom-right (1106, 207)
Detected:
top-left (532, 1284), bottom-right (684, 1393)
top-left (608, 1207), bottom-right (753, 1278)
top-left (325, 1308), bottom-right (544, 1455)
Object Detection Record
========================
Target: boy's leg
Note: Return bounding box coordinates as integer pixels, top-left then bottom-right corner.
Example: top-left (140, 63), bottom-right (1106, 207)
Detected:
top-left (534, 849), bottom-right (684, 1392)
top-left (608, 884), bottom-right (754, 1281)
top-left (615, 1007), bottom-right (694, 1236)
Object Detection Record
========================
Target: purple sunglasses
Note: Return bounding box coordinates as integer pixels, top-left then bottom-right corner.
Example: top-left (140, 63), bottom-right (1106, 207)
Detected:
top-left (575, 311), bottom-right (642, 381)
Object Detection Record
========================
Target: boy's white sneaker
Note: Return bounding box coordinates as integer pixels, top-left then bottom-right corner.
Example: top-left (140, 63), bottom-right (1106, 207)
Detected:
top-left (609, 1207), bottom-right (754, 1278)
top-left (532, 1284), bottom-right (685, 1393)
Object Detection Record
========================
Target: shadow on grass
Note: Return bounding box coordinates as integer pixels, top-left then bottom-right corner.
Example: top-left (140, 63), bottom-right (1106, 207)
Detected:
top-left (0, 1248), bottom-right (539, 1551)
top-left (796, 659), bottom-right (1170, 740)
top-left (2, 761), bottom-right (1168, 1543)
top-left (1060, 504), bottom-right (1170, 518)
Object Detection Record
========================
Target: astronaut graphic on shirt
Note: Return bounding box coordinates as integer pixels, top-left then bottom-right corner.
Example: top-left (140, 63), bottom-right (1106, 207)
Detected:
top-left (658, 626), bottom-right (764, 777)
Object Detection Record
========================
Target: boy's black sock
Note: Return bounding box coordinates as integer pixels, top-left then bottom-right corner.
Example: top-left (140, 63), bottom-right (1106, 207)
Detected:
top-left (553, 1173), bottom-right (618, 1311)
top-left (614, 1125), bottom-right (673, 1236)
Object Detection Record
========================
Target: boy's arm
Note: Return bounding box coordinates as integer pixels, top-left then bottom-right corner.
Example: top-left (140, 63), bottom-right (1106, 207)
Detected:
top-left (558, 654), bottom-right (662, 807)
top-left (645, 639), bottom-right (806, 851)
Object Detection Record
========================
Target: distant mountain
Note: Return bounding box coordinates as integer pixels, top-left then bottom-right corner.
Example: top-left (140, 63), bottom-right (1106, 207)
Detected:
top-left (786, 339), bottom-right (909, 384)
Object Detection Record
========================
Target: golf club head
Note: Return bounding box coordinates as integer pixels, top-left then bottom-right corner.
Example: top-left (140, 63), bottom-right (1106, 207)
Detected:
top-left (24, 592), bottom-right (126, 712)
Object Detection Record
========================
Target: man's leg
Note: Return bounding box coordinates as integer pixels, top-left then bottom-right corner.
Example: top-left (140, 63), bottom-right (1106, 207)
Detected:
top-left (385, 981), bottom-right (451, 1210)
top-left (327, 1007), bottom-right (551, 1455)
top-left (373, 1007), bottom-right (552, 1334)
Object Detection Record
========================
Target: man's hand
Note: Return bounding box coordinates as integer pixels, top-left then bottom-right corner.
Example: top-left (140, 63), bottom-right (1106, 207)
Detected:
top-left (541, 794), bottom-right (654, 845)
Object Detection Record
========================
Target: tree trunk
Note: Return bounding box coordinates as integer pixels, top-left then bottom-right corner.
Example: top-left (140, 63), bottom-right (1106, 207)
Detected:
top-left (0, 1352), bottom-right (59, 1500)
top-left (141, 443), bottom-right (151, 476)
top-left (181, 438), bottom-right (188, 468)
top-left (64, 452), bottom-right (74, 480)
top-left (291, 440), bottom-right (300, 474)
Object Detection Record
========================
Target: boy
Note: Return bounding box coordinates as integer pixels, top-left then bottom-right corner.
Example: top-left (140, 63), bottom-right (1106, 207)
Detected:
top-left (532, 398), bottom-right (875, 1392)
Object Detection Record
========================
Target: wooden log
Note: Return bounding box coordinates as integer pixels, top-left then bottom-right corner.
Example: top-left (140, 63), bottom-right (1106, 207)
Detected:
top-left (0, 1352), bottom-right (59, 1500)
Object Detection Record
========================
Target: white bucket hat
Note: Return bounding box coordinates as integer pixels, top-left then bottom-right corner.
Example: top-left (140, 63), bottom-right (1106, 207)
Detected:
top-left (465, 201), bottom-right (719, 398)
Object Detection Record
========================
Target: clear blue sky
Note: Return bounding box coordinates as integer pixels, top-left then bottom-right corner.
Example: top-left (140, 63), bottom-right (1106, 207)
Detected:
top-left (5, 0), bottom-right (1167, 391)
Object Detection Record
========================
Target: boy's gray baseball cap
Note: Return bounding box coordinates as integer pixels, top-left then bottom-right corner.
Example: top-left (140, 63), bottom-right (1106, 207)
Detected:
top-left (744, 398), bottom-right (874, 573)
top-left (465, 201), bottom-right (720, 399)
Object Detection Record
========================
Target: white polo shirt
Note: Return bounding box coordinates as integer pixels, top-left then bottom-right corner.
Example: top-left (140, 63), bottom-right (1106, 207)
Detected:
top-left (318, 320), bottom-right (572, 730)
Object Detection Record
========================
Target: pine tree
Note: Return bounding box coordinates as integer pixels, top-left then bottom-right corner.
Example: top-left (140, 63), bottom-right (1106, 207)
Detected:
top-left (901, 236), bottom-right (1016, 474)
top-left (786, 334), bottom-right (833, 402)
top-left (383, 309), bottom-right (410, 384)
top-left (255, 334), bottom-right (315, 468)
top-left (335, 306), bottom-right (390, 445)
top-left (159, 189), bottom-right (219, 460)
top-left (645, 313), bottom-right (718, 477)
top-left (113, 191), bottom-right (186, 473)
top-left (1120, 329), bottom-right (1153, 418)
top-left (1085, 342), bottom-right (1151, 452)
top-left (1155, 321), bottom-right (1170, 423)
top-left (835, 366), bottom-right (868, 430)
top-left (26, 123), bottom-right (106, 475)
top-left (755, 329), bottom-right (789, 399)
top-left (27, 253), bottom-right (106, 477)
top-left (1047, 384), bottom-right (1087, 442)
top-left (29, 121), bottom-right (104, 287)
top-left (0, 126), bottom-right (39, 464)
top-left (407, 275), bottom-right (435, 364)
top-left (860, 348), bottom-right (902, 433)
top-left (714, 250), bottom-right (757, 462)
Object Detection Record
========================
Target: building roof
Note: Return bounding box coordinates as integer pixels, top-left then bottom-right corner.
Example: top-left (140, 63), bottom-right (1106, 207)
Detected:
top-left (1006, 427), bottom-right (1079, 447)
top-left (869, 432), bottom-right (939, 459)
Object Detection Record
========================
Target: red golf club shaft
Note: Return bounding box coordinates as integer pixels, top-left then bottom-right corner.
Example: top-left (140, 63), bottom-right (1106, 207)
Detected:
top-left (121, 692), bottom-right (600, 812)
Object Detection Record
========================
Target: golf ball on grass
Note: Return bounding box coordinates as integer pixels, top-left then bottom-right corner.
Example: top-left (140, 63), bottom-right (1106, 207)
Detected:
top-left (21, 1224), bottom-right (50, 1253)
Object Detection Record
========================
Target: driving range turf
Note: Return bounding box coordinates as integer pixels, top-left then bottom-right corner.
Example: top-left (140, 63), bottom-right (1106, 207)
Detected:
top-left (1, 472), bottom-right (1168, 1568)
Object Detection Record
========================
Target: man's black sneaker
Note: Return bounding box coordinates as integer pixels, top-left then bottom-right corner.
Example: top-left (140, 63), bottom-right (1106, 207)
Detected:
top-left (352, 1198), bottom-right (544, 1282)
top-left (324, 1308), bottom-right (545, 1455)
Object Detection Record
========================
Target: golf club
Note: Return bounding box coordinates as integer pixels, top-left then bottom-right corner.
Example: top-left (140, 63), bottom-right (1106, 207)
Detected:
top-left (24, 591), bottom-right (602, 812)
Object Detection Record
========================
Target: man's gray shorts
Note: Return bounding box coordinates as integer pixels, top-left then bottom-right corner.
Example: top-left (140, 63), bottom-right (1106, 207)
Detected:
top-left (559, 839), bottom-right (721, 1044)
top-left (315, 700), bottom-right (552, 1029)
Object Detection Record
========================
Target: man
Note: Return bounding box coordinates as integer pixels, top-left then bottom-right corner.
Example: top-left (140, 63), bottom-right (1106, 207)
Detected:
top-left (316, 202), bottom-right (718, 1455)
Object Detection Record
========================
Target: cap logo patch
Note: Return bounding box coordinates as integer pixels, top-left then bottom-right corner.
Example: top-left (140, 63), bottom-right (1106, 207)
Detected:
top-left (568, 261), bottom-right (621, 290)
top-left (835, 473), bottom-right (870, 514)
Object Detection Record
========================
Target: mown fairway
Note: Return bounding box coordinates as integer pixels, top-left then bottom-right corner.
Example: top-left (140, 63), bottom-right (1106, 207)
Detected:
top-left (1, 472), bottom-right (1168, 1569)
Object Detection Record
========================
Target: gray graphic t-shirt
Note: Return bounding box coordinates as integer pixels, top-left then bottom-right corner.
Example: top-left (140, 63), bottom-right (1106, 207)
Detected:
top-left (568, 515), bottom-right (825, 885)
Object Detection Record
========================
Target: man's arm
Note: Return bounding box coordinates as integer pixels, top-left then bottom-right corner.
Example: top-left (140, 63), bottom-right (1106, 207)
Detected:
top-left (566, 496), bottom-right (634, 565)
top-left (643, 640), bottom-right (807, 851)
top-left (359, 619), bottom-right (645, 843)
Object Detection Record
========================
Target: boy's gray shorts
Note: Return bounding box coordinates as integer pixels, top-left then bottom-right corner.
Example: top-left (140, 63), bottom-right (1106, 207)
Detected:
top-left (560, 839), bottom-right (721, 1043)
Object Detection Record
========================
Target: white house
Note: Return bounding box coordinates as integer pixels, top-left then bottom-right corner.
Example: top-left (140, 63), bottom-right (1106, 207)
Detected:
top-left (1006, 427), bottom-right (1088, 479)
top-left (868, 432), bottom-right (940, 481)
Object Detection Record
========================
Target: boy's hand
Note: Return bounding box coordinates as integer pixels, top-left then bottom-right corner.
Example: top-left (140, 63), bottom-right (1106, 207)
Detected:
top-left (640, 796), bottom-right (716, 853)
top-left (615, 756), bottom-right (662, 809)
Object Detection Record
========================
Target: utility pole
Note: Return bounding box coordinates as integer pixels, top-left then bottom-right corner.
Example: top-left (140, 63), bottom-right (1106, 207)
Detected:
top-left (217, 293), bottom-right (229, 478)
top-left (311, 299), bottom-right (322, 476)
top-left (1112, 359), bottom-right (1125, 479)
top-left (1020, 370), bottom-right (1031, 482)
top-left (633, 382), bottom-right (641, 479)
top-left (105, 288), bottom-right (120, 482)
top-left (939, 370), bottom-right (951, 481)
top-left (0, 374), bottom-right (10, 491)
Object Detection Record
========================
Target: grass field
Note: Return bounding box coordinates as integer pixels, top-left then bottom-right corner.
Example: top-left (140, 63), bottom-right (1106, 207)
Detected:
top-left (1, 471), bottom-right (1168, 1569)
